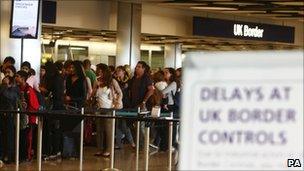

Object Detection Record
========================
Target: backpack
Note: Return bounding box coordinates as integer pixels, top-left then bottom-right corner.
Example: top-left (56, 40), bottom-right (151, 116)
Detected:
top-left (23, 87), bottom-right (45, 110)
top-left (34, 90), bottom-right (46, 111)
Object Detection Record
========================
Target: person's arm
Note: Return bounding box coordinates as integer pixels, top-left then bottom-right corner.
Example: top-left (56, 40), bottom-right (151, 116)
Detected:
top-left (142, 85), bottom-right (154, 104)
top-left (28, 88), bottom-right (39, 111)
top-left (91, 80), bottom-right (99, 98)
top-left (112, 79), bottom-right (123, 102)
top-left (34, 78), bottom-right (40, 92)
top-left (86, 77), bottom-right (93, 99)
top-left (162, 82), bottom-right (177, 97)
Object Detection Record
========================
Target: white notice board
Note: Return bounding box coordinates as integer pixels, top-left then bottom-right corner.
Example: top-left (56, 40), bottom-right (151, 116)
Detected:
top-left (180, 51), bottom-right (303, 170)
top-left (10, 0), bottom-right (40, 39)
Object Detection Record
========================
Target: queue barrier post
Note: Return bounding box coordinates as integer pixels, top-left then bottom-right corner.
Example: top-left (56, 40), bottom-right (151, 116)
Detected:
top-left (15, 108), bottom-right (20, 169)
top-left (168, 112), bottom-right (174, 171)
top-left (37, 115), bottom-right (43, 171)
top-left (110, 110), bottom-right (116, 169)
top-left (103, 109), bottom-right (119, 171)
top-left (80, 108), bottom-right (84, 170)
top-left (135, 107), bottom-right (140, 171)
top-left (144, 123), bottom-right (150, 171)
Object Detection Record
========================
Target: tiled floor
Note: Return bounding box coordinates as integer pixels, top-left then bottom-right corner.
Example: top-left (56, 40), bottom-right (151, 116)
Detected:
top-left (1, 146), bottom-right (177, 171)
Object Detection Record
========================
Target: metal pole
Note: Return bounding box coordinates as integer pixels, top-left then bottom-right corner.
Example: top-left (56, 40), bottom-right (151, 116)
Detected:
top-left (21, 38), bottom-right (24, 64)
top-left (15, 108), bottom-right (20, 169)
top-left (110, 110), bottom-right (116, 169)
top-left (80, 108), bottom-right (84, 171)
top-left (37, 116), bottom-right (43, 171)
top-left (135, 107), bottom-right (140, 171)
top-left (144, 126), bottom-right (150, 171)
top-left (103, 110), bottom-right (118, 171)
top-left (168, 112), bottom-right (173, 171)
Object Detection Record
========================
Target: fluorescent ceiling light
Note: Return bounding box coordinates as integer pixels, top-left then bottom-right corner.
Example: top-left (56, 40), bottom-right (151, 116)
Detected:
top-left (251, 13), bottom-right (291, 17)
top-left (70, 47), bottom-right (86, 50)
top-left (140, 44), bottom-right (163, 51)
top-left (213, 2), bottom-right (262, 6)
top-left (160, 2), bottom-right (207, 6)
top-left (191, 6), bottom-right (238, 10)
top-left (221, 10), bottom-right (266, 13)
top-left (272, 2), bottom-right (304, 6)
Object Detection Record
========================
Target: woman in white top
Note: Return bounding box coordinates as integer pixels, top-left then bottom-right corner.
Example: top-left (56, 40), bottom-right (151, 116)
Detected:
top-left (162, 68), bottom-right (177, 110)
top-left (157, 68), bottom-right (177, 152)
top-left (94, 63), bottom-right (122, 157)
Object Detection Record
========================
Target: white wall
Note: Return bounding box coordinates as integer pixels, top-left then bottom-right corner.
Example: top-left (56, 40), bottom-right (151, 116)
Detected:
top-left (141, 5), bottom-right (192, 36)
top-left (1, 0), bottom-right (21, 66)
top-left (1, 0), bottom-right (42, 77)
top-left (43, 0), bottom-right (111, 30)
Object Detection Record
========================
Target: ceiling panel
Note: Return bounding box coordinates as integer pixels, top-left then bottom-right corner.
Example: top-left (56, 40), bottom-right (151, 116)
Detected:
top-left (147, 0), bottom-right (304, 21)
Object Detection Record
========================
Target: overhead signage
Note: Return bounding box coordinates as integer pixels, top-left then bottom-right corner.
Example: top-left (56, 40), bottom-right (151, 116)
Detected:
top-left (193, 17), bottom-right (295, 43)
top-left (10, 0), bottom-right (40, 39)
top-left (233, 24), bottom-right (264, 38)
top-left (180, 51), bottom-right (303, 170)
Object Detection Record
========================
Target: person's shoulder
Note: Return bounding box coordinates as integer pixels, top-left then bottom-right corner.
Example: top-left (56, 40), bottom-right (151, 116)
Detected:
top-left (86, 69), bottom-right (96, 75)
top-left (25, 84), bottom-right (35, 93)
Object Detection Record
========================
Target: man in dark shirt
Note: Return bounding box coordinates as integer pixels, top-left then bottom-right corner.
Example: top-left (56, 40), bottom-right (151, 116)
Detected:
top-left (129, 61), bottom-right (154, 110)
top-left (128, 61), bottom-right (154, 148)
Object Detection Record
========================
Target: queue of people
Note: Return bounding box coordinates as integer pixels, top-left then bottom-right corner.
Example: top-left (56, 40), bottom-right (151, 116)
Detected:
top-left (0, 56), bottom-right (182, 165)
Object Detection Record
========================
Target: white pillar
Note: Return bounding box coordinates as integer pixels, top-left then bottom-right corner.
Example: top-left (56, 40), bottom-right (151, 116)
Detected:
top-left (116, 2), bottom-right (141, 70)
top-left (164, 43), bottom-right (182, 68)
top-left (1, 0), bottom-right (42, 74)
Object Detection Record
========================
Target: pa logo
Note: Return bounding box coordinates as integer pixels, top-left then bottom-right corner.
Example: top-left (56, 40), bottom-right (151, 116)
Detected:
top-left (287, 159), bottom-right (302, 167)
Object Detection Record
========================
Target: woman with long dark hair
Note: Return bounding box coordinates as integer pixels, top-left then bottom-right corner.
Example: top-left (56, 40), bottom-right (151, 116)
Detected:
top-left (63, 61), bottom-right (87, 158)
top-left (65, 60), bottom-right (87, 108)
top-left (94, 63), bottom-right (122, 157)
top-left (42, 61), bottom-right (65, 160)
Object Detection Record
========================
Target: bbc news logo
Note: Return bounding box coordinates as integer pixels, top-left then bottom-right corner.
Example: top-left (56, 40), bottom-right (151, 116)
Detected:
top-left (287, 159), bottom-right (302, 167)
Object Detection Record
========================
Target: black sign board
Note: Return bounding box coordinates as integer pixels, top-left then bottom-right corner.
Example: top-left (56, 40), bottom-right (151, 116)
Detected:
top-left (193, 17), bottom-right (295, 43)
top-left (42, 0), bottom-right (57, 24)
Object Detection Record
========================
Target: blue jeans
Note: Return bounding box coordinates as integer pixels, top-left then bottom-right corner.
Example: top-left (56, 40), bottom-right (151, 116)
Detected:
top-left (115, 120), bottom-right (134, 147)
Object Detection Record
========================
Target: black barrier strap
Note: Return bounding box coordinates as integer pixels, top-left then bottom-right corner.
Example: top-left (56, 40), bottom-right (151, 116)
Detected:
top-left (0, 110), bottom-right (180, 122)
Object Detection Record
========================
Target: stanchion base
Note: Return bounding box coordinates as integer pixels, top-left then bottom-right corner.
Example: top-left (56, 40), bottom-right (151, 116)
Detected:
top-left (102, 168), bottom-right (120, 171)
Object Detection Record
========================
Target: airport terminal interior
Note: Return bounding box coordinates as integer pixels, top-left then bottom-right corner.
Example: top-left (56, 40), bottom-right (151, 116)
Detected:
top-left (0, 0), bottom-right (303, 170)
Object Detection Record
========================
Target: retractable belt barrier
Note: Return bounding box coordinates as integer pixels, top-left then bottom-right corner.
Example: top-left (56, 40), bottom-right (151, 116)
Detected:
top-left (0, 108), bottom-right (179, 171)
